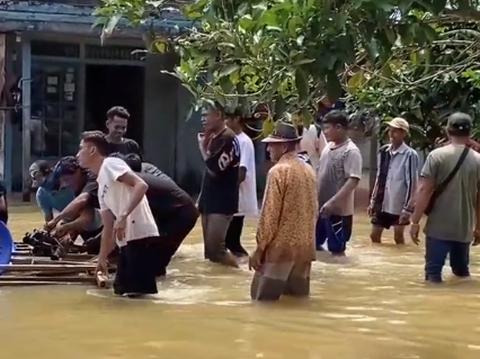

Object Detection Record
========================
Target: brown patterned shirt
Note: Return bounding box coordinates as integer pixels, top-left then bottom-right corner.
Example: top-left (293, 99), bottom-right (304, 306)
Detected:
top-left (256, 152), bottom-right (318, 263)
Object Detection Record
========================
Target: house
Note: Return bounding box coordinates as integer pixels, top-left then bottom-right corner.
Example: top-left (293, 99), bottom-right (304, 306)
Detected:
top-left (0, 0), bottom-right (208, 196)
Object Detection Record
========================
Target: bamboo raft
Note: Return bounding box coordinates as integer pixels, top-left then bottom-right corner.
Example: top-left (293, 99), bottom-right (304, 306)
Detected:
top-left (0, 241), bottom-right (114, 288)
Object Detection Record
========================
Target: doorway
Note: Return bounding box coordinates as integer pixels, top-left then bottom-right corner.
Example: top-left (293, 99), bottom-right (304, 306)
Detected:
top-left (85, 64), bottom-right (145, 147)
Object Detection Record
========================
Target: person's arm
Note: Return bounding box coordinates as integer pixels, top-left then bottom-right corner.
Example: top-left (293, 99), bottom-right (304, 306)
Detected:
top-left (403, 151), bottom-right (420, 214)
top-left (410, 154), bottom-right (437, 224)
top-left (106, 158), bottom-right (149, 218)
top-left (329, 149), bottom-right (363, 206)
top-left (98, 208), bottom-right (116, 261)
top-left (55, 193), bottom-right (90, 223)
top-left (36, 188), bottom-right (54, 222)
top-left (0, 182), bottom-right (6, 212)
top-left (369, 150), bottom-right (382, 207)
top-left (256, 167), bottom-right (284, 252)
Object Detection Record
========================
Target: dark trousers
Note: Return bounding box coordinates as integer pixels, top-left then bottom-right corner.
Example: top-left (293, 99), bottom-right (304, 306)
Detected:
top-left (425, 236), bottom-right (470, 283)
top-left (113, 237), bottom-right (159, 296)
top-left (151, 205), bottom-right (198, 276)
top-left (225, 216), bottom-right (248, 257)
top-left (315, 215), bottom-right (353, 254)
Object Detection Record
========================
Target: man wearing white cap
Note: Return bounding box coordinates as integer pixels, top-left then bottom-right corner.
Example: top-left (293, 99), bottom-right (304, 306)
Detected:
top-left (368, 117), bottom-right (419, 244)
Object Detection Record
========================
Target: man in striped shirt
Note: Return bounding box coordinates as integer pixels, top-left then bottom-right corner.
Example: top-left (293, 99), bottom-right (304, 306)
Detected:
top-left (368, 117), bottom-right (419, 244)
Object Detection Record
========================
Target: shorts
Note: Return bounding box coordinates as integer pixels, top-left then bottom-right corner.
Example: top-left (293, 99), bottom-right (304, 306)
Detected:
top-left (113, 237), bottom-right (159, 296)
top-left (315, 215), bottom-right (353, 254)
top-left (250, 261), bottom-right (311, 301)
top-left (201, 214), bottom-right (233, 262)
top-left (371, 211), bottom-right (401, 229)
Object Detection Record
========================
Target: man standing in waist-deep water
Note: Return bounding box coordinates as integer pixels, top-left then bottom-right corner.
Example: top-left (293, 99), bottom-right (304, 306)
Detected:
top-left (250, 123), bottom-right (318, 302)
top-left (224, 109), bottom-right (258, 259)
top-left (410, 112), bottom-right (480, 283)
top-left (105, 106), bottom-right (142, 157)
top-left (77, 131), bottom-right (159, 297)
top-left (316, 110), bottom-right (363, 257)
top-left (197, 102), bottom-right (240, 268)
top-left (111, 153), bottom-right (199, 276)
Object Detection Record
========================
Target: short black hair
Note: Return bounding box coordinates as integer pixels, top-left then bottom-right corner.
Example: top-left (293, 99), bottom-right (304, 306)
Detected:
top-left (80, 130), bottom-right (111, 157)
top-left (106, 106), bottom-right (130, 120)
top-left (204, 100), bottom-right (225, 116)
top-left (323, 110), bottom-right (349, 128)
top-left (109, 152), bottom-right (142, 172)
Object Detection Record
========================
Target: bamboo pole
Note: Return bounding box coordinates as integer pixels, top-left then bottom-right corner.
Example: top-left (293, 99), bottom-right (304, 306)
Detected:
top-left (0, 264), bottom-right (96, 272)
top-left (0, 276), bottom-right (95, 284)
top-left (0, 281), bottom-right (83, 287)
top-left (11, 258), bottom-right (94, 266)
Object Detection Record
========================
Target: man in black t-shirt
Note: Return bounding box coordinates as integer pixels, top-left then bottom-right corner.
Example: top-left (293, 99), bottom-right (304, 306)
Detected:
top-left (44, 156), bottom-right (102, 242)
top-left (105, 106), bottom-right (142, 158)
top-left (0, 179), bottom-right (8, 225)
top-left (111, 152), bottom-right (198, 276)
top-left (197, 102), bottom-right (240, 268)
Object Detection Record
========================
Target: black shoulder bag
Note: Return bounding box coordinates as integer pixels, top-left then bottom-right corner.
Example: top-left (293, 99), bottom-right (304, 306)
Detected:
top-left (424, 146), bottom-right (470, 215)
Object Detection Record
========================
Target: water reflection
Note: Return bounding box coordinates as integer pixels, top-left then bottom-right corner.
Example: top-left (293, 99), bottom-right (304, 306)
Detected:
top-left (1, 230), bottom-right (480, 359)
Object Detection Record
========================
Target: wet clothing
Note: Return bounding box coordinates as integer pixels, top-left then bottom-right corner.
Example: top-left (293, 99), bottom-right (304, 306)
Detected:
top-left (252, 152), bottom-right (317, 301)
top-left (425, 236), bottom-right (470, 283)
top-left (201, 214), bottom-right (233, 262)
top-left (198, 127), bottom-right (240, 215)
top-left (0, 181), bottom-right (8, 224)
top-left (113, 237), bottom-right (159, 296)
top-left (315, 215), bottom-right (353, 254)
top-left (371, 211), bottom-right (401, 229)
top-left (108, 137), bottom-right (142, 158)
top-left (225, 216), bottom-right (249, 257)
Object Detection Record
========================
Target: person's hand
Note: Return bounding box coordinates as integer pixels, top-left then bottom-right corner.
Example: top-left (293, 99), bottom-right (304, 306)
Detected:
top-left (398, 211), bottom-right (411, 226)
top-left (53, 223), bottom-right (70, 238)
top-left (45, 216), bottom-right (61, 232)
top-left (96, 255), bottom-right (109, 274)
top-left (320, 200), bottom-right (335, 217)
top-left (473, 229), bottom-right (480, 246)
top-left (410, 223), bottom-right (420, 245)
top-left (248, 249), bottom-right (264, 271)
top-left (367, 205), bottom-right (374, 218)
top-left (114, 215), bottom-right (127, 242)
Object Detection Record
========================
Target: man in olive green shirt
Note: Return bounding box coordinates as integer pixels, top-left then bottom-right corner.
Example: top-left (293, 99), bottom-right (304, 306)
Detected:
top-left (410, 112), bottom-right (480, 282)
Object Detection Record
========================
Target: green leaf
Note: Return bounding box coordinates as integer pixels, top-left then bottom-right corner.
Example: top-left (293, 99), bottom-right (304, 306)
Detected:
top-left (218, 64), bottom-right (240, 78)
top-left (238, 15), bottom-right (254, 31)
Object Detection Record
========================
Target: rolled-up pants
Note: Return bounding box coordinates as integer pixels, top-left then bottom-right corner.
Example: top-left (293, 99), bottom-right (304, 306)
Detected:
top-left (201, 214), bottom-right (233, 262)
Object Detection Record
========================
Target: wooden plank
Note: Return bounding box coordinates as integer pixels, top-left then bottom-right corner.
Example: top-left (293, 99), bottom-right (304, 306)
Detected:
top-left (0, 281), bottom-right (83, 287)
top-left (0, 276), bottom-right (94, 283)
top-left (0, 264), bottom-right (96, 271)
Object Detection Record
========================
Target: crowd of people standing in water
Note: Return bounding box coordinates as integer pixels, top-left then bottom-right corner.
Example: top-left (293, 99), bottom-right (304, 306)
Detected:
top-left (22, 102), bottom-right (480, 301)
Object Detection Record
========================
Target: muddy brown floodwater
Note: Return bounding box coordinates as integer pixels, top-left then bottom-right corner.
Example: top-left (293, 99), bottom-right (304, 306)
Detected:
top-left (1, 221), bottom-right (480, 359)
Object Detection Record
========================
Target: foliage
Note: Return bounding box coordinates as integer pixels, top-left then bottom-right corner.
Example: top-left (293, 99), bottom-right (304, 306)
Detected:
top-left (94, 0), bottom-right (480, 139)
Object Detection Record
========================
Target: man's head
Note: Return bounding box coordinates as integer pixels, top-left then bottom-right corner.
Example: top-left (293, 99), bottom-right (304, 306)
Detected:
top-left (262, 122), bottom-right (302, 163)
top-left (224, 108), bottom-right (243, 133)
top-left (77, 131), bottom-right (111, 170)
top-left (201, 101), bottom-right (225, 133)
top-left (386, 117), bottom-right (409, 145)
top-left (29, 160), bottom-right (52, 188)
top-left (109, 152), bottom-right (142, 172)
top-left (106, 106), bottom-right (130, 141)
top-left (447, 112), bottom-right (472, 138)
top-left (54, 156), bottom-right (85, 191)
top-left (322, 110), bottom-right (349, 142)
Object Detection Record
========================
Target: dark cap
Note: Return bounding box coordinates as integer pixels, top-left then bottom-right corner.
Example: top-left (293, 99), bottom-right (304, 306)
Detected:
top-left (261, 122), bottom-right (302, 143)
top-left (447, 112), bottom-right (472, 132)
top-left (53, 156), bottom-right (81, 176)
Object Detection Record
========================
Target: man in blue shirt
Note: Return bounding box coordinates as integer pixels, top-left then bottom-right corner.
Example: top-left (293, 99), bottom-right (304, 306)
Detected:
top-left (30, 160), bottom-right (75, 223)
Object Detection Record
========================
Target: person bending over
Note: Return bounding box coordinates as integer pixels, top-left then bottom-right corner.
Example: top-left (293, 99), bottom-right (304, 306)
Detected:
top-left (44, 156), bottom-right (102, 243)
top-left (111, 153), bottom-right (198, 276)
top-left (78, 131), bottom-right (159, 297)
top-left (29, 160), bottom-right (75, 223)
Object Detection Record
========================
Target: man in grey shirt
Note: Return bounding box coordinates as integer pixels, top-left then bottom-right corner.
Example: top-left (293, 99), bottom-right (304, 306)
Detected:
top-left (410, 112), bottom-right (480, 282)
top-left (316, 111), bottom-right (363, 256)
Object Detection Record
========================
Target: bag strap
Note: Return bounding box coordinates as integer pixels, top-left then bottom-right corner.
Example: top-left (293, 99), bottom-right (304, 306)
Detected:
top-left (431, 146), bottom-right (470, 199)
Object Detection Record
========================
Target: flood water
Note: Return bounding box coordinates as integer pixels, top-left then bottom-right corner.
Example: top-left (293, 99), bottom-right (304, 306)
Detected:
top-left (1, 221), bottom-right (480, 359)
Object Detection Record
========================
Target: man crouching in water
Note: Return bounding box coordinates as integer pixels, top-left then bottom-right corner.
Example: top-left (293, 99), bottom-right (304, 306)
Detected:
top-left (111, 153), bottom-right (198, 276)
top-left (44, 156), bottom-right (102, 243)
top-left (78, 131), bottom-right (160, 297)
top-left (250, 123), bottom-right (318, 302)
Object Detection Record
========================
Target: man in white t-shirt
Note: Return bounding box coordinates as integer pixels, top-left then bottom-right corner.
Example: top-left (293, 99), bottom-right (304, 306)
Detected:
top-left (299, 123), bottom-right (327, 172)
top-left (77, 130), bottom-right (160, 297)
top-left (225, 110), bottom-right (258, 258)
